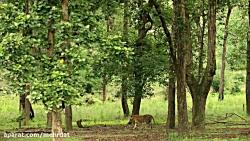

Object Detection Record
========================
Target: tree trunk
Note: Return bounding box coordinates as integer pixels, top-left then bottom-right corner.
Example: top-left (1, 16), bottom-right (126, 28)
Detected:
top-left (61, 0), bottom-right (72, 130)
top-left (52, 109), bottom-right (63, 141)
top-left (131, 0), bottom-right (152, 115)
top-left (132, 66), bottom-right (143, 115)
top-left (192, 94), bottom-right (207, 128)
top-left (149, 0), bottom-right (176, 129)
top-left (132, 88), bottom-right (142, 115)
top-left (246, 1), bottom-right (250, 115)
top-left (131, 65), bottom-right (144, 115)
top-left (23, 94), bottom-right (31, 126)
top-left (121, 0), bottom-right (130, 117)
top-left (47, 112), bottom-right (52, 128)
top-left (22, 0), bottom-right (32, 127)
top-left (219, 6), bottom-right (232, 101)
top-left (167, 71), bottom-right (175, 129)
top-left (65, 106), bottom-right (72, 130)
top-left (173, 0), bottom-right (189, 129)
top-left (121, 77), bottom-right (130, 117)
top-left (186, 0), bottom-right (217, 129)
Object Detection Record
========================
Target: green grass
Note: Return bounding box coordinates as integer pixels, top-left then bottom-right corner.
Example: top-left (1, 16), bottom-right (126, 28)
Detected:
top-left (0, 92), bottom-right (250, 141)
top-left (0, 93), bottom-right (249, 129)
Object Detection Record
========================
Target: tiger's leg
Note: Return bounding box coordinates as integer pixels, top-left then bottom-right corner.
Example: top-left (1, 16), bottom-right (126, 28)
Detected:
top-left (133, 122), bottom-right (137, 129)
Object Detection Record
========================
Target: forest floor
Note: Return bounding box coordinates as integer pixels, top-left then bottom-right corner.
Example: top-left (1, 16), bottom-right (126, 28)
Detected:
top-left (1, 94), bottom-right (250, 140)
top-left (1, 124), bottom-right (250, 141)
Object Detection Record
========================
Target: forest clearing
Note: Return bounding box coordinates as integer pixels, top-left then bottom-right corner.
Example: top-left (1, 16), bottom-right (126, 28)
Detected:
top-left (0, 0), bottom-right (249, 141)
top-left (1, 92), bottom-right (250, 140)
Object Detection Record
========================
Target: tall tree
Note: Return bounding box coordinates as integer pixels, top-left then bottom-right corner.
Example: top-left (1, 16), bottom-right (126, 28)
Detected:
top-left (172, 0), bottom-right (189, 129)
top-left (48, 0), bottom-right (63, 140)
top-left (246, 0), bottom-right (250, 115)
top-left (219, 3), bottom-right (233, 101)
top-left (148, 0), bottom-right (176, 129)
top-left (132, 0), bottom-right (153, 115)
top-left (121, 0), bottom-right (130, 117)
top-left (22, 0), bottom-right (32, 126)
top-left (61, 0), bottom-right (72, 131)
top-left (186, 0), bottom-right (217, 128)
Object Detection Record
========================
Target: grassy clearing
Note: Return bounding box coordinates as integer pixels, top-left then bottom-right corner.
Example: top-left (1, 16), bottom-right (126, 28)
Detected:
top-left (0, 91), bottom-right (250, 140)
top-left (0, 92), bottom-right (248, 129)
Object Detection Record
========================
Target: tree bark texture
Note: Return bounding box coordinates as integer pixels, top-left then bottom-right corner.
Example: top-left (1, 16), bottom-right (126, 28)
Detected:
top-left (52, 109), bottom-right (63, 141)
top-left (186, 0), bottom-right (217, 129)
top-left (167, 70), bottom-right (176, 129)
top-left (173, 0), bottom-right (189, 129)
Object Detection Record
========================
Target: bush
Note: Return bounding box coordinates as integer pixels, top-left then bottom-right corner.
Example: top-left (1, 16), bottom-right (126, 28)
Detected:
top-left (212, 77), bottom-right (220, 93)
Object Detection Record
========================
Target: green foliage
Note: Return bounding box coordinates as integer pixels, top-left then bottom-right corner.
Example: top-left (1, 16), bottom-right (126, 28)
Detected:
top-left (211, 76), bottom-right (220, 93)
top-left (0, 1), bottom-right (101, 110)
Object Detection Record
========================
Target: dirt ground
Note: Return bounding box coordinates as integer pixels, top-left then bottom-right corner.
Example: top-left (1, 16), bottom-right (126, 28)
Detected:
top-left (70, 125), bottom-right (168, 141)
top-left (2, 125), bottom-right (250, 141)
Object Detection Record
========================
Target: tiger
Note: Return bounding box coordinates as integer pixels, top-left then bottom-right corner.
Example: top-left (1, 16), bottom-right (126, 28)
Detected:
top-left (128, 114), bottom-right (155, 129)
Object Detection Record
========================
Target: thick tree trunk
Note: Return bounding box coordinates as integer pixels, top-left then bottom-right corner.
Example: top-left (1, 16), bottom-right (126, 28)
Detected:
top-left (186, 0), bottom-right (217, 129)
top-left (246, 1), bottom-right (250, 115)
top-left (176, 66), bottom-right (188, 129)
top-left (219, 6), bottom-right (232, 101)
top-left (167, 71), bottom-right (175, 129)
top-left (121, 77), bottom-right (130, 117)
top-left (65, 106), bottom-right (72, 130)
top-left (132, 89), bottom-right (142, 115)
top-left (173, 0), bottom-right (189, 130)
top-left (47, 112), bottom-right (52, 128)
top-left (192, 94), bottom-right (207, 128)
top-left (52, 109), bottom-right (63, 141)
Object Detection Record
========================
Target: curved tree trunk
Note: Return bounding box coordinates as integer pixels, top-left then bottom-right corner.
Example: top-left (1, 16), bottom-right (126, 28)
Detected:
top-left (219, 5), bottom-right (232, 101)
